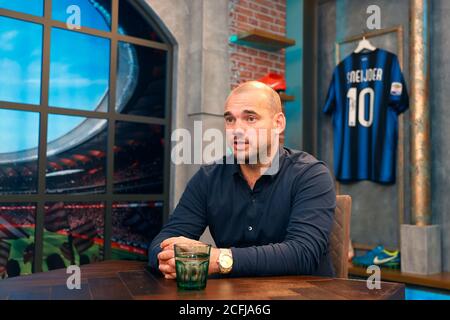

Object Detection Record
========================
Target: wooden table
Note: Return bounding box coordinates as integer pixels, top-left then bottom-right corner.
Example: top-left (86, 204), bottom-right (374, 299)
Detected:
top-left (0, 260), bottom-right (404, 300)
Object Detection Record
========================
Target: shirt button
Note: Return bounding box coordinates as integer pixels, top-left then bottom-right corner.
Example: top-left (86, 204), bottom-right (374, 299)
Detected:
top-left (248, 226), bottom-right (253, 231)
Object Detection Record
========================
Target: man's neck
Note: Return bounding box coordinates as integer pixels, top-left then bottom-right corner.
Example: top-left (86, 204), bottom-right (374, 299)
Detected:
top-left (239, 164), bottom-right (263, 190)
top-left (238, 145), bottom-right (280, 189)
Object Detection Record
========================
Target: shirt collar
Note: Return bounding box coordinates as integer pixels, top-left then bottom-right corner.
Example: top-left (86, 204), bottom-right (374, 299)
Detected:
top-left (227, 146), bottom-right (287, 179)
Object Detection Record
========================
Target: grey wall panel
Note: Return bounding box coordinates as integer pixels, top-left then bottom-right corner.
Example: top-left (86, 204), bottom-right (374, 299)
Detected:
top-left (431, 0), bottom-right (450, 272)
top-left (317, 0), bottom-right (336, 170)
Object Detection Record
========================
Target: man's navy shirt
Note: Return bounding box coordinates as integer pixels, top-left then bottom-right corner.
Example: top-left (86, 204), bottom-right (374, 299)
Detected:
top-left (149, 147), bottom-right (336, 277)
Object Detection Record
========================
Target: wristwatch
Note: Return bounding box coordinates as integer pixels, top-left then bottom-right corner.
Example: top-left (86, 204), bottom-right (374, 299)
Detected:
top-left (218, 249), bottom-right (233, 274)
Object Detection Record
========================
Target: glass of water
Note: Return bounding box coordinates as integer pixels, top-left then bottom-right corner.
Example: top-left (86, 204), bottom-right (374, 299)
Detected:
top-left (174, 243), bottom-right (211, 290)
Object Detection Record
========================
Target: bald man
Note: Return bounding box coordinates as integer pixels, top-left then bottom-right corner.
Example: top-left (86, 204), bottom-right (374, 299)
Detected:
top-left (149, 81), bottom-right (336, 278)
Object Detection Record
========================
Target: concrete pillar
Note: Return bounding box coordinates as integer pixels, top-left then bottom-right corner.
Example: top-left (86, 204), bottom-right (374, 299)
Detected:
top-left (409, 0), bottom-right (431, 226)
top-left (145, 0), bottom-right (230, 246)
top-left (400, 0), bottom-right (441, 275)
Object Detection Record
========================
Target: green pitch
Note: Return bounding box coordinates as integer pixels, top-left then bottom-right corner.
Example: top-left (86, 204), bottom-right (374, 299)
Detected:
top-left (3, 227), bottom-right (146, 276)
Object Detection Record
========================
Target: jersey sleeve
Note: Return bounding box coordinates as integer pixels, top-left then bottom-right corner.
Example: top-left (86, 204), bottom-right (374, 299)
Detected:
top-left (323, 69), bottom-right (337, 115)
top-left (388, 55), bottom-right (409, 114)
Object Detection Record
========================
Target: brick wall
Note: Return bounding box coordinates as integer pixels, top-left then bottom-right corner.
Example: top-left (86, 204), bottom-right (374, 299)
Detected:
top-left (229, 0), bottom-right (287, 89)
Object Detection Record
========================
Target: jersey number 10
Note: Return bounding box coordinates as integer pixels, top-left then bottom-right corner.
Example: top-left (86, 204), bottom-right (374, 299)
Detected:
top-left (347, 87), bottom-right (374, 128)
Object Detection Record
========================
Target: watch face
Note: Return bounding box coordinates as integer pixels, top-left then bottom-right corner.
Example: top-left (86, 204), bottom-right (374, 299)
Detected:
top-left (220, 255), bottom-right (233, 269)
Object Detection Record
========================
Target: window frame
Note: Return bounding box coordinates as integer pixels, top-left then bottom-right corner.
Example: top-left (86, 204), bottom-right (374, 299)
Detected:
top-left (0, 0), bottom-right (173, 272)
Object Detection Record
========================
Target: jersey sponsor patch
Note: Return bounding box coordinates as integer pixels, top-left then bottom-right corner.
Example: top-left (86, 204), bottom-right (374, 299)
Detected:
top-left (390, 82), bottom-right (403, 96)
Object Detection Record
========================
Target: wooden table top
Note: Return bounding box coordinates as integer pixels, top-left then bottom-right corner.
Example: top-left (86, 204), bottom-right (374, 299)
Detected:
top-left (0, 260), bottom-right (405, 300)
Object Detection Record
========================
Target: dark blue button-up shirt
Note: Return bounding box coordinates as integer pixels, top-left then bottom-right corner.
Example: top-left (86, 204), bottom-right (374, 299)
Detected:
top-left (148, 147), bottom-right (336, 277)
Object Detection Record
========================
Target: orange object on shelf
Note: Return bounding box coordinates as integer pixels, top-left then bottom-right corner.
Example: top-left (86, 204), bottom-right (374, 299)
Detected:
top-left (257, 73), bottom-right (286, 91)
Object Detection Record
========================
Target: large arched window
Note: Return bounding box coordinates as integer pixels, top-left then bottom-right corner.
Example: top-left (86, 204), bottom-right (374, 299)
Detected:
top-left (0, 0), bottom-right (172, 277)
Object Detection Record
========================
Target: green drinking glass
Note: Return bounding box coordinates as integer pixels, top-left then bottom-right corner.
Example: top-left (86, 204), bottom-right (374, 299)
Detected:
top-left (174, 243), bottom-right (211, 290)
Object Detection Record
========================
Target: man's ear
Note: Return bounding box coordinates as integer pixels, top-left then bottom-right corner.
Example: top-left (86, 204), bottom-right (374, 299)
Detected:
top-left (274, 112), bottom-right (286, 135)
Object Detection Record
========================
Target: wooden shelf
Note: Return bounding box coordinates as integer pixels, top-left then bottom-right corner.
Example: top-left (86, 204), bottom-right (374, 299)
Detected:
top-left (349, 263), bottom-right (450, 291)
top-left (230, 28), bottom-right (296, 51)
top-left (279, 92), bottom-right (295, 102)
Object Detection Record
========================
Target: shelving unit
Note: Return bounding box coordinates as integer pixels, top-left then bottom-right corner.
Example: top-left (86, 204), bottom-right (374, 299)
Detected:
top-left (230, 28), bottom-right (296, 103)
top-left (230, 28), bottom-right (296, 52)
top-left (279, 92), bottom-right (295, 102)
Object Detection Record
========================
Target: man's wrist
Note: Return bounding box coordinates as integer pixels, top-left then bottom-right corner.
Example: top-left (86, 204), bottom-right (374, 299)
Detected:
top-left (209, 247), bottom-right (221, 274)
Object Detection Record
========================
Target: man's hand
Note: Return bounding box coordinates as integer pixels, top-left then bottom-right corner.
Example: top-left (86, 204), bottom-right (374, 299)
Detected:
top-left (160, 236), bottom-right (203, 251)
top-left (157, 236), bottom-right (221, 279)
top-left (157, 248), bottom-right (176, 279)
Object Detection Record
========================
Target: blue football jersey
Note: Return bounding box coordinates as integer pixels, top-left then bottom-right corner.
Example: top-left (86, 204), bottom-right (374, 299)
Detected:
top-left (323, 48), bottom-right (409, 184)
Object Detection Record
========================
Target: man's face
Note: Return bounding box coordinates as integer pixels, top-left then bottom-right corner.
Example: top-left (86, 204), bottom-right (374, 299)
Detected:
top-left (224, 90), bottom-right (278, 163)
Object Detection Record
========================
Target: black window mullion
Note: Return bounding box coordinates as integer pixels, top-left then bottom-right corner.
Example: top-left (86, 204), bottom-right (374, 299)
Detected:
top-left (0, 102), bottom-right (168, 126)
top-left (0, 194), bottom-right (165, 203)
top-left (0, 8), bottom-right (169, 51)
top-left (34, 0), bottom-right (52, 274)
top-left (162, 47), bottom-right (174, 225)
top-left (104, 0), bottom-right (119, 261)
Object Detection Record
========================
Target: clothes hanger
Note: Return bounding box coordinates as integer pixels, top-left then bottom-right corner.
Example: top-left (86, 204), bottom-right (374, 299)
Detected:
top-left (354, 36), bottom-right (377, 53)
